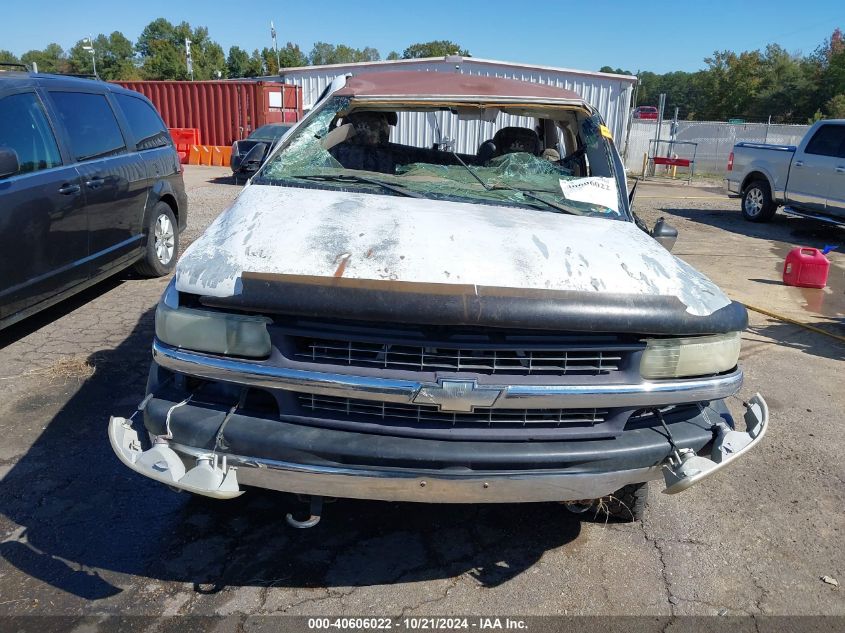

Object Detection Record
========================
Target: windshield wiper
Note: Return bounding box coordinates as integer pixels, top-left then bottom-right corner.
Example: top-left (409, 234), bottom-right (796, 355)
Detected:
top-left (293, 174), bottom-right (423, 199)
top-left (449, 152), bottom-right (577, 216)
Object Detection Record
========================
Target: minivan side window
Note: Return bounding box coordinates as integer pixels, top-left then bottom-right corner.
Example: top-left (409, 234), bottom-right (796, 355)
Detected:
top-left (804, 124), bottom-right (845, 158)
top-left (49, 91), bottom-right (126, 162)
top-left (115, 94), bottom-right (172, 151)
top-left (0, 92), bottom-right (62, 177)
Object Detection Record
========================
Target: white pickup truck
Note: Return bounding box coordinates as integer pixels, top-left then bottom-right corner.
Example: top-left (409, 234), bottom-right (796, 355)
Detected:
top-left (109, 71), bottom-right (768, 527)
top-left (725, 119), bottom-right (845, 224)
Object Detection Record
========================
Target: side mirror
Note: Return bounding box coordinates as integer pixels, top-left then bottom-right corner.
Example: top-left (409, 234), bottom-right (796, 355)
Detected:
top-left (653, 217), bottom-right (678, 252)
top-left (237, 143), bottom-right (269, 175)
top-left (0, 147), bottom-right (20, 179)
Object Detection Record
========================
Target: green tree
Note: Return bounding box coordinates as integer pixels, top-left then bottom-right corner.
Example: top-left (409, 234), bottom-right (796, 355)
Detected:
top-left (360, 47), bottom-right (380, 62)
top-left (227, 46), bottom-right (251, 78)
top-left (260, 47), bottom-right (279, 75)
top-left (308, 42), bottom-right (380, 65)
top-left (137, 18), bottom-right (227, 79)
top-left (0, 50), bottom-right (21, 66)
top-left (308, 42), bottom-right (336, 66)
top-left (200, 40), bottom-right (228, 78)
top-left (278, 42), bottom-right (308, 68)
top-left (599, 66), bottom-right (632, 75)
top-left (402, 40), bottom-right (469, 58)
top-left (67, 32), bottom-right (138, 80)
top-left (748, 44), bottom-right (813, 122)
top-left (249, 49), bottom-right (267, 76)
top-left (257, 42), bottom-right (308, 75)
top-left (825, 94), bottom-right (845, 118)
top-left (21, 43), bottom-right (67, 74)
top-left (386, 51), bottom-right (400, 60)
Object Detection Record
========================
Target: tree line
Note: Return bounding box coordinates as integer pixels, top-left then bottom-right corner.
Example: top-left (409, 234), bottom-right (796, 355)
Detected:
top-left (0, 18), bottom-right (468, 82)
top-left (602, 28), bottom-right (845, 123)
top-left (4, 18), bottom-right (843, 123)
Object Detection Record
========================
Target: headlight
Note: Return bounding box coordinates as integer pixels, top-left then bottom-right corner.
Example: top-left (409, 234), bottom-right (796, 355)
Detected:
top-left (640, 332), bottom-right (741, 379)
top-left (155, 301), bottom-right (271, 358)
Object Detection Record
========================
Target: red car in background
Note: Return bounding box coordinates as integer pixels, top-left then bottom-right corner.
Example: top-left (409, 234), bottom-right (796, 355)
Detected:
top-left (633, 106), bottom-right (658, 120)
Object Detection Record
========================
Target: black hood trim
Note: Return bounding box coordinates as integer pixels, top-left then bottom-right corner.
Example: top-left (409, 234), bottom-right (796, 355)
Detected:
top-left (199, 273), bottom-right (748, 336)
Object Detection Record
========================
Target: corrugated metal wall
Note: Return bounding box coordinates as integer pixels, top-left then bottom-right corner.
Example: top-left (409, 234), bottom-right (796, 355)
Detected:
top-left (625, 120), bottom-right (811, 174)
top-left (271, 58), bottom-right (636, 151)
top-left (116, 81), bottom-right (302, 146)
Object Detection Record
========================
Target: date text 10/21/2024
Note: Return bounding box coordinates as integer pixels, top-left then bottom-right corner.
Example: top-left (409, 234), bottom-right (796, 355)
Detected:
top-left (307, 617), bottom-right (529, 630)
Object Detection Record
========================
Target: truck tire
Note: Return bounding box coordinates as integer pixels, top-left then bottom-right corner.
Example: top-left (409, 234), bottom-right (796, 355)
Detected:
top-left (741, 180), bottom-right (777, 222)
top-left (565, 482), bottom-right (649, 522)
top-left (134, 202), bottom-right (179, 277)
top-left (600, 482), bottom-right (649, 522)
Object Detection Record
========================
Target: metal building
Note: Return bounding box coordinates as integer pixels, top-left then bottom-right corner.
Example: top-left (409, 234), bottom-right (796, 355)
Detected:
top-left (265, 56), bottom-right (637, 150)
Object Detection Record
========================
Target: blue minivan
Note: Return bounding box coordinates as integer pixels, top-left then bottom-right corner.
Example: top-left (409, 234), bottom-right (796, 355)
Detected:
top-left (0, 68), bottom-right (188, 330)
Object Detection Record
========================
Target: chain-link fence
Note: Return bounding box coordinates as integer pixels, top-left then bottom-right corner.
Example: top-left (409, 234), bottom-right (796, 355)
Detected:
top-left (624, 120), bottom-right (810, 175)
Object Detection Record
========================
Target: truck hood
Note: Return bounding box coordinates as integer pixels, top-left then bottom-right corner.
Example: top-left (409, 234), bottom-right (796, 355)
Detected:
top-left (175, 184), bottom-right (730, 317)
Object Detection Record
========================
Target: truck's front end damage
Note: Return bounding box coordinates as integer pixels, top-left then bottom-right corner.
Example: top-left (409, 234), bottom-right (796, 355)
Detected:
top-left (110, 275), bottom-right (767, 515)
top-left (109, 72), bottom-right (768, 523)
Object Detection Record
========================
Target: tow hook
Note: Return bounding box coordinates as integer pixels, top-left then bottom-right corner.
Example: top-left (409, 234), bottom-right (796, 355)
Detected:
top-left (286, 495), bottom-right (324, 528)
top-left (662, 393), bottom-right (768, 494)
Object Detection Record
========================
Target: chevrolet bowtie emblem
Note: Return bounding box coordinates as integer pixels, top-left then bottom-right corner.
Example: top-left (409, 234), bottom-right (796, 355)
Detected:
top-left (412, 379), bottom-right (503, 413)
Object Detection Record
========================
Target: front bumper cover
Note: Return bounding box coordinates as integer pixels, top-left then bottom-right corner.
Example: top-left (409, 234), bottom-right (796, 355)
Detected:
top-left (108, 394), bottom-right (768, 502)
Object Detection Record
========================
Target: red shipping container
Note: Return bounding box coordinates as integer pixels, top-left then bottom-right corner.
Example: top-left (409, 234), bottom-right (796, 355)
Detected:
top-left (783, 247), bottom-right (830, 289)
top-left (115, 81), bottom-right (303, 147)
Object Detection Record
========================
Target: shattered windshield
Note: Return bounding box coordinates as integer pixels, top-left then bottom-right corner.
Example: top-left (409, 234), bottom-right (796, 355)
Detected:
top-left (256, 96), bottom-right (626, 219)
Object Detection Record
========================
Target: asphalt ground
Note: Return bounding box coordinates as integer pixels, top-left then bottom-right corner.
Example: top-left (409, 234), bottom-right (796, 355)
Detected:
top-left (0, 167), bottom-right (842, 625)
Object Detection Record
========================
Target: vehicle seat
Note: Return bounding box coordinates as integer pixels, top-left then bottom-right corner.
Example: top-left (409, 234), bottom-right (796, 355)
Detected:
top-left (491, 127), bottom-right (542, 157)
top-left (476, 140), bottom-right (497, 165)
top-left (329, 111), bottom-right (397, 174)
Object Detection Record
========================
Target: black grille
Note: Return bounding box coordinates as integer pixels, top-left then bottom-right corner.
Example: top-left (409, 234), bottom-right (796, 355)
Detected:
top-left (298, 393), bottom-right (607, 428)
top-left (293, 337), bottom-right (629, 375)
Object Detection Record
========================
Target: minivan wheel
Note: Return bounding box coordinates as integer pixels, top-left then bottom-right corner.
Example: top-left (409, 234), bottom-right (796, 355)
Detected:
top-left (135, 202), bottom-right (179, 277)
top-left (741, 180), bottom-right (777, 222)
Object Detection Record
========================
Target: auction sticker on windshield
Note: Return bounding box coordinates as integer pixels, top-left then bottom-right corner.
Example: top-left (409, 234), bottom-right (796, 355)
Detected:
top-left (559, 177), bottom-right (618, 212)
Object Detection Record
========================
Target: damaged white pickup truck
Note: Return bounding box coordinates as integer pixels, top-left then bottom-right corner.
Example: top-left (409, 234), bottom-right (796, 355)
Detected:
top-left (110, 72), bottom-right (767, 525)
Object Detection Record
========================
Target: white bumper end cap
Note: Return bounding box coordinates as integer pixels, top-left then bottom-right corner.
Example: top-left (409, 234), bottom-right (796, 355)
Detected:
top-left (662, 393), bottom-right (768, 495)
top-left (108, 416), bottom-right (243, 500)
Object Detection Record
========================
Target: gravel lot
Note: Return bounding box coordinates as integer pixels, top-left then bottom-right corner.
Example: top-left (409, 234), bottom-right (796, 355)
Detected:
top-left (0, 166), bottom-right (842, 623)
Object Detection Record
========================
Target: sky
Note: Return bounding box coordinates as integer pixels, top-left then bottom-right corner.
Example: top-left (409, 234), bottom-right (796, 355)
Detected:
top-left (2, 0), bottom-right (842, 74)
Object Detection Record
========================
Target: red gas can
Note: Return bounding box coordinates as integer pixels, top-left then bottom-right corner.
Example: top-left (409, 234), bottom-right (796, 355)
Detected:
top-left (782, 247), bottom-right (830, 288)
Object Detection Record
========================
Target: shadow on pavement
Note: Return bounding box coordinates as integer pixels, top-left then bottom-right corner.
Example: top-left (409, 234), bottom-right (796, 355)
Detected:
top-left (209, 176), bottom-right (242, 187)
top-left (747, 319), bottom-right (845, 361)
top-left (658, 205), bottom-right (845, 246)
top-left (0, 308), bottom-right (582, 602)
top-left (0, 275), bottom-right (126, 350)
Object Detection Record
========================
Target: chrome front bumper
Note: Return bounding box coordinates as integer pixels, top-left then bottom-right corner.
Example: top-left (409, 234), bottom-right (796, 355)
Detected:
top-left (108, 394), bottom-right (768, 502)
top-left (108, 341), bottom-right (762, 503)
top-left (151, 340), bottom-right (744, 410)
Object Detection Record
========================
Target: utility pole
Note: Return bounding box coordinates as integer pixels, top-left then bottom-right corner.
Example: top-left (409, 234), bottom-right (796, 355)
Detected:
top-left (82, 36), bottom-right (98, 79)
top-left (185, 38), bottom-right (194, 81)
top-left (651, 93), bottom-right (666, 176)
top-left (270, 21), bottom-right (281, 73)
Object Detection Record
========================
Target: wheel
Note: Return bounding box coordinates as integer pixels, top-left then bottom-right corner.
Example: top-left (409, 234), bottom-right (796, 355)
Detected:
top-left (741, 180), bottom-right (777, 222)
top-left (599, 482), bottom-right (649, 522)
top-left (565, 482), bottom-right (650, 523)
top-left (134, 202), bottom-right (178, 277)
